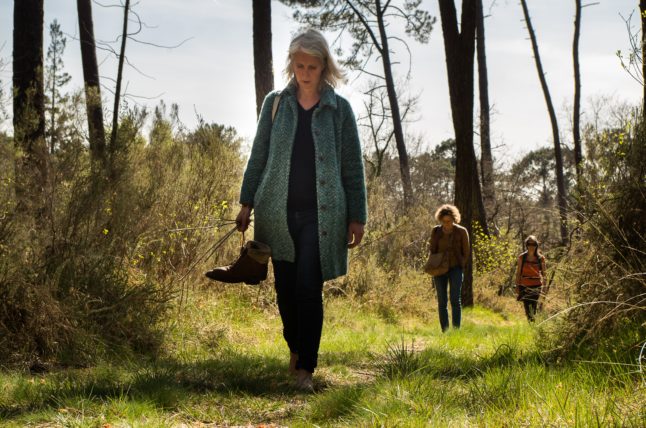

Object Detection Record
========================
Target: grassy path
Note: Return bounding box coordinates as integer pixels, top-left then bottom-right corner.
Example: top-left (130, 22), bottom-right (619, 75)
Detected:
top-left (1, 288), bottom-right (643, 427)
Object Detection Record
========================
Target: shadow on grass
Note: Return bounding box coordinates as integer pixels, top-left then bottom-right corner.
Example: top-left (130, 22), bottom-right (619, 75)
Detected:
top-left (0, 351), bottom-right (302, 421)
top-left (376, 341), bottom-right (545, 382)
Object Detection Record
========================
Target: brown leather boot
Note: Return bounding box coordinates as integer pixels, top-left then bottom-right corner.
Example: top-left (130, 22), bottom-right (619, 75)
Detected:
top-left (205, 240), bottom-right (271, 285)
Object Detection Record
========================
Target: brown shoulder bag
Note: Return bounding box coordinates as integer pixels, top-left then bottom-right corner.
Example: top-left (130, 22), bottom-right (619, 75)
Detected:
top-left (424, 226), bottom-right (450, 276)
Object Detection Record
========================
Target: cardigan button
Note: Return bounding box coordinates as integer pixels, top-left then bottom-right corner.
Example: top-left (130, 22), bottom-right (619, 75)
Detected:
top-left (320, 204), bottom-right (327, 211)
top-left (321, 230), bottom-right (328, 236)
top-left (319, 179), bottom-right (326, 186)
top-left (318, 155), bottom-right (324, 162)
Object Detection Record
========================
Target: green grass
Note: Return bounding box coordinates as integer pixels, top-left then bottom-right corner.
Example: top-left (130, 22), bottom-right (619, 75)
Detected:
top-left (1, 286), bottom-right (643, 427)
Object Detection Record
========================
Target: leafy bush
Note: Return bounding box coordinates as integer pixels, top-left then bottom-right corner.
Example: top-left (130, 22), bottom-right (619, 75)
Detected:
top-left (0, 108), bottom-right (243, 366)
top-left (539, 110), bottom-right (646, 359)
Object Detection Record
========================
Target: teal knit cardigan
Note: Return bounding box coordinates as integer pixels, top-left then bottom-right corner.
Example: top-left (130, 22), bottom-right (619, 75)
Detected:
top-left (239, 83), bottom-right (367, 281)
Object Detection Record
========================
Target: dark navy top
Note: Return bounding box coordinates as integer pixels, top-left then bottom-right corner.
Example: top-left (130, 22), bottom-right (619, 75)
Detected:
top-left (287, 102), bottom-right (319, 211)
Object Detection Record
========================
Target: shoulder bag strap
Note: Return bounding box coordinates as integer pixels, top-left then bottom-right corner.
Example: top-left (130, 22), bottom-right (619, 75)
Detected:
top-left (271, 94), bottom-right (282, 123)
top-left (521, 252), bottom-right (527, 273)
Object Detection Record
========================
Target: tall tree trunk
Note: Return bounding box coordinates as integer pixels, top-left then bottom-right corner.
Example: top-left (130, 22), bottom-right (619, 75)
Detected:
top-left (77, 0), bottom-right (106, 165)
top-left (110, 0), bottom-right (130, 155)
top-left (13, 0), bottom-right (49, 215)
top-left (572, 0), bottom-right (583, 185)
top-left (253, 0), bottom-right (274, 118)
top-left (641, 0), bottom-right (646, 116)
top-left (520, 0), bottom-right (569, 245)
top-left (476, 0), bottom-right (496, 220)
top-left (438, 0), bottom-right (489, 308)
top-left (376, 0), bottom-right (414, 208)
top-left (49, 47), bottom-right (57, 155)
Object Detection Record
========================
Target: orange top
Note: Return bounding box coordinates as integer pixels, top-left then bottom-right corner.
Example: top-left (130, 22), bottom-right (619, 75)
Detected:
top-left (517, 254), bottom-right (544, 286)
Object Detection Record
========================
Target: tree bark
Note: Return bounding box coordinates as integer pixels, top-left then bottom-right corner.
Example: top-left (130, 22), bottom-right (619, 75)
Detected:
top-left (253, 0), bottom-right (274, 118)
top-left (438, 0), bottom-right (489, 307)
top-left (476, 0), bottom-right (496, 221)
top-left (572, 0), bottom-right (583, 185)
top-left (376, 0), bottom-right (414, 208)
top-left (13, 0), bottom-right (49, 215)
top-left (77, 0), bottom-right (106, 165)
top-left (641, 0), bottom-right (646, 116)
top-left (520, 0), bottom-right (569, 245)
top-left (110, 0), bottom-right (130, 154)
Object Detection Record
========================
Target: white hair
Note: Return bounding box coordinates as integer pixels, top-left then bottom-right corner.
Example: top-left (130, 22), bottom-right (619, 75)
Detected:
top-left (283, 28), bottom-right (346, 88)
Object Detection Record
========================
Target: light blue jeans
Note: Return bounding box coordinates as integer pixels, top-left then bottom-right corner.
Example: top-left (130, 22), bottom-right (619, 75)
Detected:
top-left (433, 266), bottom-right (463, 331)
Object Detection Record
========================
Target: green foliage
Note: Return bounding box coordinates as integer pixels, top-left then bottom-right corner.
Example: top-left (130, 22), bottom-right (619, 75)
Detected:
top-left (4, 296), bottom-right (642, 427)
top-left (472, 221), bottom-right (516, 275)
top-left (374, 338), bottom-right (426, 379)
top-left (410, 139), bottom-right (455, 207)
top-left (539, 109), bottom-right (646, 360)
top-left (283, 0), bottom-right (435, 71)
top-left (0, 98), bottom-right (244, 365)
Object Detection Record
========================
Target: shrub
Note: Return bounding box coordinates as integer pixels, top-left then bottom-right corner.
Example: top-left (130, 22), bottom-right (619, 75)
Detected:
top-left (0, 111), bottom-right (243, 366)
top-left (539, 110), bottom-right (646, 360)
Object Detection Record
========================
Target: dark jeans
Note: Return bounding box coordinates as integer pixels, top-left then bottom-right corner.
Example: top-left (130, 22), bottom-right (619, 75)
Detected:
top-left (519, 286), bottom-right (541, 322)
top-left (272, 209), bottom-right (323, 374)
top-left (434, 266), bottom-right (463, 331)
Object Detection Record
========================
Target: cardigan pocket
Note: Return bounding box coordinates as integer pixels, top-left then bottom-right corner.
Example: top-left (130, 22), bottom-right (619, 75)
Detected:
top-left (253, 167), bottom-right (270, 208)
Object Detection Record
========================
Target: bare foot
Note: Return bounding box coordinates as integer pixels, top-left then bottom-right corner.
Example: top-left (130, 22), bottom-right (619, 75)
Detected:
top-left (289, 352), bottom-right (298, 376)
top-left (295, 369), bottom-right (313, 392)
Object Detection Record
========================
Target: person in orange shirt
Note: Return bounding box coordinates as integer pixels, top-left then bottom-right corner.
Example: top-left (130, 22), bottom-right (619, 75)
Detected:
top-left (515, 235), bottom-right (546, 322)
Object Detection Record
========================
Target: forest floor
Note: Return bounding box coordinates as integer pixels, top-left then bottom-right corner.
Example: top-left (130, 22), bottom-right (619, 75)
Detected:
top-left (1, 285), bottom-right (644, 427)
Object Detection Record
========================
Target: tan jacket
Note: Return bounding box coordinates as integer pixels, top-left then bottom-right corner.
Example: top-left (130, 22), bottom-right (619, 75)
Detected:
top-left (430, 224), bottom-right (470, 268)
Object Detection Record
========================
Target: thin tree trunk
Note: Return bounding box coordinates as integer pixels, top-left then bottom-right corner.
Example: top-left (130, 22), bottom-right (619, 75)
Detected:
top-left (50, 48), bottom-right (57, 154)
top-left (476, 0), bottom-right (496, 219)
top-left (438, 0), bottom-right (488, 307)
top-left (376, 0), bottom-right (414, 208)
top-left (110, 0), bottom-right (130, 154)
top-left (13, 0), bottom-right (49, 215)
top-left (520, 0), bottom-right (569, 245)
top-left (641, 0), bottom-right (646, 115)
top-left (77, 0), bottom-right (106, 165)
top-left (573, 0), bottom-right (583, 184)
top-left (253, 0), bottom-right (274, 118)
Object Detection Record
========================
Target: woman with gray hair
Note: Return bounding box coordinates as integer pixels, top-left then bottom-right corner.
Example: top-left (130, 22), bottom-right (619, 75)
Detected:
top-left (235, 28), bottom-right (367, 390)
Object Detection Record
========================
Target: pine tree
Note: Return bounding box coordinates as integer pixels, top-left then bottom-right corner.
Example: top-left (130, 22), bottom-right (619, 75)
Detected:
top-left (45, 19), bottom-right (71, 154)
top-left (13, 0), bottom-right (49, 217)
top-left (77, 0), bottom-right (106, 164)
top-left (253, 0), bottom-right (274, 118)
top-left (438, 0), bottom-right (489, 306)
top-left (280, 0), bottom-right (435, 209)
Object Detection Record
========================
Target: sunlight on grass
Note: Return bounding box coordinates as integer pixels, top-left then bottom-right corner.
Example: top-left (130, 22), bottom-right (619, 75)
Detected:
top-left (1, 289), bottom-right (643, 426)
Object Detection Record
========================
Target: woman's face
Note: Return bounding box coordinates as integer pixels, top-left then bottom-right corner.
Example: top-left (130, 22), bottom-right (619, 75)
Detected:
top-left (292, 51), bottom-right (324, 92)
top-left (526, 241), bottom-right (538, 252)
top-left (441, 215), bottom-right (454, 229)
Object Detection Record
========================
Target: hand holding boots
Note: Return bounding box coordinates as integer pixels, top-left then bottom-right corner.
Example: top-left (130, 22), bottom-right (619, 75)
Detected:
top-left (236, 205), bottom-right (252, 232)
top-left (205, 240), bottom-right (271, 285)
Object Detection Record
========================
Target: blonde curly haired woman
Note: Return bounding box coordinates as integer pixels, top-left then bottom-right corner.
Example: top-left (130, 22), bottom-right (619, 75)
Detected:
top-left (429, 204), bottom-right (470, 332)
